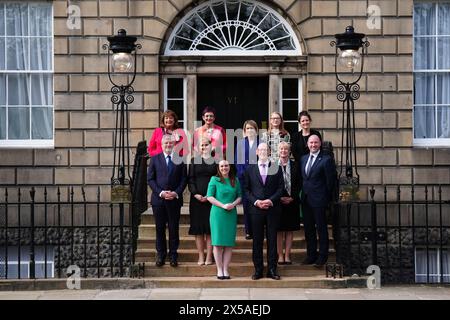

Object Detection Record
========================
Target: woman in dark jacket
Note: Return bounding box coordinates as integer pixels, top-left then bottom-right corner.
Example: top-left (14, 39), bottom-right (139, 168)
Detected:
top-left (188, 137), bottom-right (217, 265)
top-left (291, 111), bottom-right (322, 162)
top-left (277, 141), bottom-right (301, 265)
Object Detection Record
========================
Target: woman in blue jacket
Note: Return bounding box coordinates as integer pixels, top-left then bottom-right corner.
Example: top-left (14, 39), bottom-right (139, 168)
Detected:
top-left (234, 120), bottom-right (259, 240)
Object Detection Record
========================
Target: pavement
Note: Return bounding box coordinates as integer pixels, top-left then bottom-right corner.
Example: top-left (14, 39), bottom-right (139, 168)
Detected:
top-left (1, 285), bottom-right (450, 300)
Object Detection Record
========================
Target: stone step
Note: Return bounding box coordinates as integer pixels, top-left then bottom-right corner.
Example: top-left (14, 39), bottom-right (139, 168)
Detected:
top-left (138, 224), bottom-right (334, 238)
top-left (135, 248), bottom-right (336, 263)
top-left (141, 207), bottom-right (247, 224)
top-left (137, 276), bottom-right (365, 289)
top-left (143, 262), bottom-right (327, 277)
top-left (137, 237), bottom-right (313, 250)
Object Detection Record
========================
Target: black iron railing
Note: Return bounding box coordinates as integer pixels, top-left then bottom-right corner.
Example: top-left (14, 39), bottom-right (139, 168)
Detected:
top-left (0, 186), bottom-right (139, 279)
top-left (334, 185), bottom-right (450, 284)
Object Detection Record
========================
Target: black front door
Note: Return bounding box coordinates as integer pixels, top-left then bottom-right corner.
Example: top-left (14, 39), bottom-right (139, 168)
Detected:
top-left (197, 77), bottom-right (268, 131)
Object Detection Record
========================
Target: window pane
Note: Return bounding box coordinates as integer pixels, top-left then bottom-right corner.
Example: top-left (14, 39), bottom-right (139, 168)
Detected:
top-left (282, 78), bottom-right (298, 99)
top-left (414, 73), bottom-right (434, 105)
top-left (437, 106), bottom-right (450, 138)
top-left (167, 99), bottom-right (183, 120)
top-left (437, 38), bottom-right (450, 70)
top-left (437, 74), bottom-right (450, 104)
top-left (30, 3), bottom-right (52, 36)
top-left (6, 3), bottom-right (28, 36)
top-left (8, 74), bottom-right (29, 105)
top-left (8, 107), bottom-right (30, 139)
top-left (6, 38), bottom-right (29, 70)
top-left (167, 78), bottom-right (183, 99)
top-left (31, 74), bottom-right (52, 105)
top-left (284, 121), bottom-right (298, 136)
top-left (0, 38), bottom-right (4, 69)
top-left (282, 100), bottom-right (299, 121)
top-left (414, 3), bottom-right (436, 36)
top-left (30, 38), bottom-right (52, 70)
top-left (438, 3), bottom-right (450, 35)
top-left (414, 106), bottom-right (435, 139)
top-left (0, 4), bottom-right (4, 35)
top-left (0, 107), bottom-right (5, 139)
top-left (32, 107), bottom-right (52, 139)
top-left (414, 38), bottom-right (435, 70)
top-left (0, 75), bottom-right (5, 104)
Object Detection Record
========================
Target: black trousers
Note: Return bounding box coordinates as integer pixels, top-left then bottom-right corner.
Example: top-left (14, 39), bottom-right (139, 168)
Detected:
top-left (152, 202), bottom-right (181, 260)
top-left (302, 200), bottom-right (329, 261)
top-left (250, 211), bottom-right (280, 273)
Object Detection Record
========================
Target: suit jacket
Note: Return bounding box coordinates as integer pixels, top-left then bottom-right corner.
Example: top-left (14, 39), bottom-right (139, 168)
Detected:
top-left (280, 160), bottom-right (300, 202)
top-left (291, 129), bottom-right (322, 162)
top-left (300, 151), bottom-right (336, 208)
top-left (244, 163), bottom-right (284, 215)
top-left (234, 136), bottom-right (259, 180)
top-left (147, 152), bottom-right (188, 206)
top-left (147, 127), bottom-right (188, 157)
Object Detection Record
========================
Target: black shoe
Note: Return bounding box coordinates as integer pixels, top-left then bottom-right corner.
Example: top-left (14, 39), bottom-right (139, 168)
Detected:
top-left (245, 234), bottom-right (253, 240)
top-left (252, 273), bottom-right (263, 280)
top-left (217, 276), bottom-right (224, 280)
top-left (222, 276), bottom-right (231, 280)
top-left (314, 257), bottom-right (328, 267)
top-left (155, 257), bottom-right (165, 267)
top-left (301, 257), bottom-right (317, 265)
top-left (170, 259), bottom-right (178, 267)
top-left (267, 270), bottom-right (281, 280)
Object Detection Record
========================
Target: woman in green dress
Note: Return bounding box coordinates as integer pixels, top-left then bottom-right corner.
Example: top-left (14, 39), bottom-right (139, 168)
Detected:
top-left (206, 160), bottom-right (242, 280)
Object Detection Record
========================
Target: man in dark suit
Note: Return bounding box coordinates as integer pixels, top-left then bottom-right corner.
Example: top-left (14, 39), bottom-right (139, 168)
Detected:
top-left (300, 134), bottom-right (337, 267)
top-left (147, 134), bottom-right (187, 267)
top-left (244, 143), bottom-right (284, 280)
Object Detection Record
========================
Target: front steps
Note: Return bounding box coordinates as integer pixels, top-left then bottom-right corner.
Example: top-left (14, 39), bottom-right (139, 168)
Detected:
top-left (135, 207), bottom-right (359, 288)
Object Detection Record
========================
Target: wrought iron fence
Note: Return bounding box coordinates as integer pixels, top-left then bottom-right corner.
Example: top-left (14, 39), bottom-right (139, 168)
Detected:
top-left (0, 186), bottom-right (141, 279)
top-left (334, 184), bottom-right (450, 284)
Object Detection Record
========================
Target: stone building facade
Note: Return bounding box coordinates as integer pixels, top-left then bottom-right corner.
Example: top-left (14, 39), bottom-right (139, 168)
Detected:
top-left (0, 0), bottom-right (449, 202)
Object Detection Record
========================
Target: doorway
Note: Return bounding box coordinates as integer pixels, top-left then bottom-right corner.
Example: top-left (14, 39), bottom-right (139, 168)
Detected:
top-left (197, 77), bottom-right (269, 131)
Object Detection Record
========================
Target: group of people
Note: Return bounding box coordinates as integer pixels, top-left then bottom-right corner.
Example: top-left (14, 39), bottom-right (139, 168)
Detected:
top-left (147, 107), bottom-right (336, 280)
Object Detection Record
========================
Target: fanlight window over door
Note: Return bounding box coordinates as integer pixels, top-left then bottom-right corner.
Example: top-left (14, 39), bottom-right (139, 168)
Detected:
top-left (165, 0), bottom-right (301, 56)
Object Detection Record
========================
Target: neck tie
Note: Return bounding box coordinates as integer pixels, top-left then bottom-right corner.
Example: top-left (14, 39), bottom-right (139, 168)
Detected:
top-left (260, 163), bottom-right (267, 185)
top-left (306, 154), bottom-right (314, 176)
top-left (167, 155), bottom-right (174, 175)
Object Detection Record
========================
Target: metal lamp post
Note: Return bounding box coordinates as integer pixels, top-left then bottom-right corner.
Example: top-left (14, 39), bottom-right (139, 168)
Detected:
top-left (103, 29), bottom-right (141, 203)
top-left (330, 26), bottom-right (369, 201)
top-left (103, 29), bottom-right (140, 277)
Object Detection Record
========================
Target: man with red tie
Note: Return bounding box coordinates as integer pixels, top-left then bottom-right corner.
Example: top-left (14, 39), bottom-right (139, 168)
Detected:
top-left (244, 143), bottom-right (284, 280)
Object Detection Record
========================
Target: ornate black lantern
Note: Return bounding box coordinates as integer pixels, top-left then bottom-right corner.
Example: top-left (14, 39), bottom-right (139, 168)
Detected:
top-left (330, 26), bottom-right (369, 201)
top-left (103, 29), bottom-right (141, 203)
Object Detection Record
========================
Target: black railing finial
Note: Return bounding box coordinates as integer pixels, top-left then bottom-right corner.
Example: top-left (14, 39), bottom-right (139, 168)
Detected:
top-left (369, 186), bottom-right (375, 200)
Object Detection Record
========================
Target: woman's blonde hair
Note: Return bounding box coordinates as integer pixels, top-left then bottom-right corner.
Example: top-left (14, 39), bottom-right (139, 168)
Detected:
top-left (268, 111), bottom-right (288, 136)
top-left (242, 120), bottom-right (259, 136)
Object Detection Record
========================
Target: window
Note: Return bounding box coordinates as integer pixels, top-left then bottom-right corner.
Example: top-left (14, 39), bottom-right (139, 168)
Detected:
top-left (280, 77), bottom-right (302, 135)
top-left (413, 2), bottom-right (450, 147)
top-left (165, 0), bottom-right (301, 56)
top-left (164, 77), bottom-right (186, 130)
top-left (0, 2), bottom-right (53, 148)
top-left (0, 246), bottom-right (55, 279)
top-left (415, 247), bottom-right (450, 283)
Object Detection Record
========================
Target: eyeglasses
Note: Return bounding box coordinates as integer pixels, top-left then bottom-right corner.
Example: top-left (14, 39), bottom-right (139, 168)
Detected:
top-left (270, 117), bottom-right (281, 120)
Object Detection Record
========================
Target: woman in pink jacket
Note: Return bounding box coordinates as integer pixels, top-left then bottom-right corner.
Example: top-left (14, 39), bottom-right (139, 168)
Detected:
top-left (148, 110), bottom-right (188, 157)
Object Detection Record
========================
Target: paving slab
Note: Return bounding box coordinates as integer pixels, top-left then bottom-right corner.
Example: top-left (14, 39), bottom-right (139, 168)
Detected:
top-left (148, 288), bottom-right (201, 300)
top-left (249, 288), bottom-right (309, 300)
top-left (94, 289), bottom-right (151, 300)
top-left (37, 289), bottom-right (100, 300)
top-left (199, 288), bottom-right (250, 300)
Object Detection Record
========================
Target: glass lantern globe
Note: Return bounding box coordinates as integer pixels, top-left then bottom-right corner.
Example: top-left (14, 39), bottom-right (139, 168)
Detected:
top-left (338, 49), bottom-right (361, 69)
top-left (112, 52), bottom-right (133, 72)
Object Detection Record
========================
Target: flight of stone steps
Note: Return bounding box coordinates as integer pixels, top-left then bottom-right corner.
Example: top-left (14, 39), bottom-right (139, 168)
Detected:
top-left (135, 206), bottom-right (363, 288)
